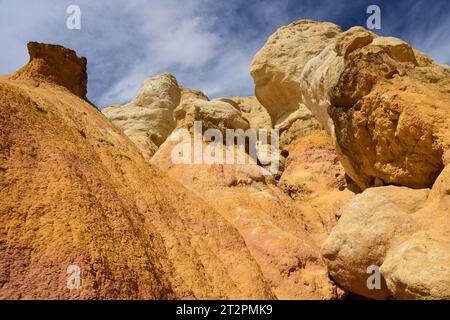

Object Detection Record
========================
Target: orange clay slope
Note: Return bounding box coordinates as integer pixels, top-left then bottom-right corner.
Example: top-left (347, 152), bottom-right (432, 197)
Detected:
top-left (0, 42), bottom-right (274, 299)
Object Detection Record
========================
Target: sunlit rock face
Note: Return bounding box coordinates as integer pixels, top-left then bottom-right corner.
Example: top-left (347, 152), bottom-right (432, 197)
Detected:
top-left (0, 42), bottom-right (275, 299)
top-left (2, 15), bottom-right (449, 301)
top-left (102, 73), bottom-right (181, 159)
top-left (251, 20), bottom-right (450, 299)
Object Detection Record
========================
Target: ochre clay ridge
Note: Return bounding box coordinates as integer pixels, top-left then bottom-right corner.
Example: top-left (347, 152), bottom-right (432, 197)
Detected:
top-left (1, 18), bottom-right (450, 300)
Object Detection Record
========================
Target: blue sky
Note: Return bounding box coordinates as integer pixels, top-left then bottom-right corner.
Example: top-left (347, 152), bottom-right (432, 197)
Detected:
top-left (1, 0), bottom-right (449, 108)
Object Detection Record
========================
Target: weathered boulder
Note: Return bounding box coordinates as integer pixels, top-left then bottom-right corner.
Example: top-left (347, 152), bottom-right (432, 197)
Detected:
top-left (323, 165), bottom-right (450, 299)
top-left (173, 98), bottom-right (250, 135)
top-left (328, 29), bottom-right (450, 189)
top-left (218, 96), bottom-right (272, 130)
top-left (322, 186), bottom-right (429, 299)
top-left (381, 234), bottom-right (450, 300)
top-left (254, 20), bottom-right (450, 190)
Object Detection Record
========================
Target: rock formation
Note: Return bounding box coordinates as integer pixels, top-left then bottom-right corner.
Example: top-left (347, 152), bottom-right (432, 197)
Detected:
top-left (252, 20), bottom-right (450, 190)
top-left (174, 98), bottom-right (250, 134)
top-left (279, 130), bottom-right (354, 237)
top-left (251, 19), bottom-right (450, 300)
top-left (9, 42), bottom-right (88, 99)
top-left (0, 42), bottom-right (274, 299)
top-left (180, 86), bottom-right (209, 102)
top-left (102, 73), bottom-right (181, 159)
top-left (2, 17), bottom-right (449, 301)
top-left (250, 19), bottom-right (341, 125)
top-left (151, 100), bottom-right (348, 299)
top-left (0, 40), bottom-right (351, 301)
top-left (328, 30), bottom-right (450, 190)
top-left (323, 169), bottom-right (450, 299)
top-left (218, 96), bottom-right (272, 130)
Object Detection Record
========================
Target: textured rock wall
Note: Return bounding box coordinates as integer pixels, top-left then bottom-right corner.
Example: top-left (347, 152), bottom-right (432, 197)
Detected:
top-left (3, 17), bottom-right (449, 301)
top-left (10, 42), bottom-right (88, 99)
top-left (252, 20), bottom-right (450, 300)
top-left (252, 20), bottom-right (450, 191)
top-left (0, 43), bottom-right (275, 299)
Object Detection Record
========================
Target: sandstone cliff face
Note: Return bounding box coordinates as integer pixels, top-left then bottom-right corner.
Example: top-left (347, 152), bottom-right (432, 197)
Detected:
top-left (1, 40), bottom-right (351, 301)
top-left (328, 32), bottom-right (450, 190)
top-left (253, 20), bottom-right (450, 190)
top-left (101, 73), bottom-right (348, 299)
top-left (279, 130), bottom-right (355, 237)
top-left (0, 43), bottom-right (274, 299)
top-left (252, 20), bottom-right (450, 300)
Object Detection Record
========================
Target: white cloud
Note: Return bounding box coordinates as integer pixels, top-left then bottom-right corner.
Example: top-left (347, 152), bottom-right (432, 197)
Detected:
top-left (95, 0), bottom-right (263, 106)
top-left (0, 0), bottom-right (62, 74)
top-left (0, 0), bottom-right (449, 108)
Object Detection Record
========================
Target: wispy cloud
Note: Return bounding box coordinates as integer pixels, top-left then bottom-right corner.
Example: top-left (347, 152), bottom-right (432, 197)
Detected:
top-left (0, 0), bottom-right (448, 108)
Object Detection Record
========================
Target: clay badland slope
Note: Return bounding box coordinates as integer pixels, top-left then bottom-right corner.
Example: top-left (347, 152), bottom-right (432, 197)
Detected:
top-left (0, 42), bottom-right (274, 299)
